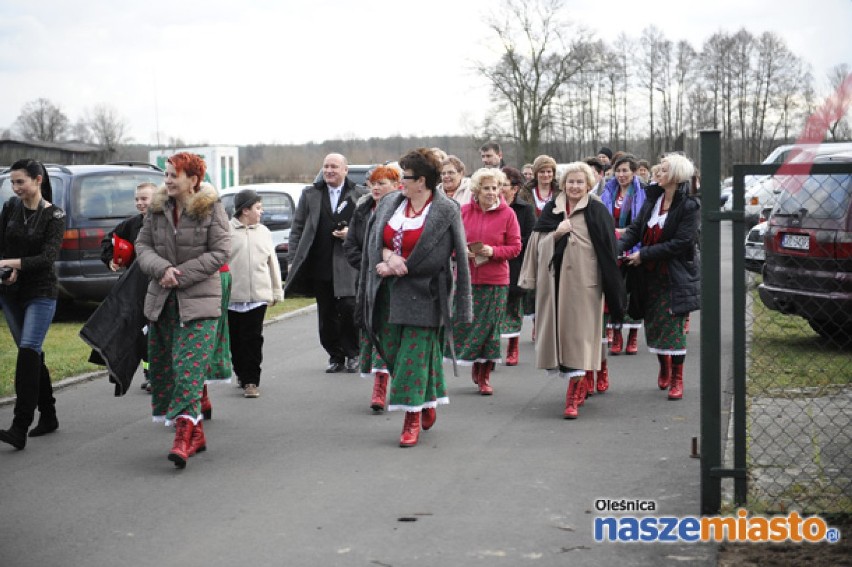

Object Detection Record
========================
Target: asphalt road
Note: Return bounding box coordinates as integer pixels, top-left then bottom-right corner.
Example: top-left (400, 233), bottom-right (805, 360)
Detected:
top-left (0, 298), bottom-right (720, 567)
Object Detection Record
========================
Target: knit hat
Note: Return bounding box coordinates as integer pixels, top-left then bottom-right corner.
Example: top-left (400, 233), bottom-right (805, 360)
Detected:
top-left (598, 146), bottom-right (613, 160)
top-left (234, 189), bottom-right (261, 215)
top-left (532, 154), bottom-right (558, 178)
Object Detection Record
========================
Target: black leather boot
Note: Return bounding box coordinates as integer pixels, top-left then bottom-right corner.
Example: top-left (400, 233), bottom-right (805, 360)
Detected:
top-left (0, 348), bottom-right (41, 449)
top-left (29, 352), bottom-right (58, 437)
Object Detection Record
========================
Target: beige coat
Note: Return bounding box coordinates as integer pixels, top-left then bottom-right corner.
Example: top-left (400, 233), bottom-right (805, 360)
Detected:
top-left (136, 184), bottom-right (230, 322)
top-left (228, 217), bottom-right (284, 304)
top-left (518, 192), bottom-right (603, 372)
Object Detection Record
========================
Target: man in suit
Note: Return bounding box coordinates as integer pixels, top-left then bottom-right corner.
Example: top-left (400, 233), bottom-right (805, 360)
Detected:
top-left (286, 153), bottom-right (366, 373)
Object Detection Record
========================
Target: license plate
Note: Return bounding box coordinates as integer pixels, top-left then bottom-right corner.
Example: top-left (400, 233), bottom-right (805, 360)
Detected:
top-left (781, 233), bottom-right (809, 250)
top-left (745, 247), bottom-right (764, 260)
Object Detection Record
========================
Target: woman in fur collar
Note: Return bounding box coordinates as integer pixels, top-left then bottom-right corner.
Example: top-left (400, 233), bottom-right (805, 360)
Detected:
top-left (136, 152), bottom-right (230, 469)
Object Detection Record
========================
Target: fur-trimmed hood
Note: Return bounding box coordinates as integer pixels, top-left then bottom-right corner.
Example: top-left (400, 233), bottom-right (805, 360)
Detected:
top-left (149, 182), bottom-right (220, 219)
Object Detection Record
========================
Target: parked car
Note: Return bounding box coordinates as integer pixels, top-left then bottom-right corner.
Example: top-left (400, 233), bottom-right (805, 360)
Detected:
top-left (219, 183), bottom-right (307, 282)
top-left (745, 221), bottom-right (768, 273)
top-left (723, 142), bottom-right (852, 226)
top-left (0, 162), bottom-right (165, 302)
top-left (757, 154), bottom-right (852, 342)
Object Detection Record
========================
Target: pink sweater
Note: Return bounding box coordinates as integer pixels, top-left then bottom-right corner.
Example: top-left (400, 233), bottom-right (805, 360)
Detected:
top-left (461, 197), bottom-right (522, 286)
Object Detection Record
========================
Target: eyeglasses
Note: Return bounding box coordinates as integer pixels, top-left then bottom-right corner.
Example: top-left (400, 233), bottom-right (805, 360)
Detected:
top-left (402, 175), bottom-right (419, 180)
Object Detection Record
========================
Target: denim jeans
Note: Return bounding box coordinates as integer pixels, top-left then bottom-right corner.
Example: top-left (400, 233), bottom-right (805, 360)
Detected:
top-left (0, 294), bottom-right (57, 352)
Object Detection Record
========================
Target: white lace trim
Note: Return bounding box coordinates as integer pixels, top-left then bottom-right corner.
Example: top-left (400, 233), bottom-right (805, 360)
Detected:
top-left (387, 397), bottom-right (449, 413)
top-left (500, 332), bottom-right (521, 338)
top-left (647, 196), bottom-right (668, 229)
top-left (446, 357), bottom-right (502, 366)
top-left (648, 347), bottom-right (687, 356)
top-left (154, 414), bottom-right (203, 427)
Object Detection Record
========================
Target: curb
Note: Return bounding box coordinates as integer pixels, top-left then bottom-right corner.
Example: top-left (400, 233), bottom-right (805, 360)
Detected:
top-left (0, 303), bottom-right (317, 408)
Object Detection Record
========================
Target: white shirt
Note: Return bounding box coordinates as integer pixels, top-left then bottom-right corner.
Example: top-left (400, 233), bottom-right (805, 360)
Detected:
top-left (328, 184), bottom-right (343, 211)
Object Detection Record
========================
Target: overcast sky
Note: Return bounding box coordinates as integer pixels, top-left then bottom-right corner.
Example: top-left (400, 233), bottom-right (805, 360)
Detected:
top-left (0, 0), bottom-right (849, 146)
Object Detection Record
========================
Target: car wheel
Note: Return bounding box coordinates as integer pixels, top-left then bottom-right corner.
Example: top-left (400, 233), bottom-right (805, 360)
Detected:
top-left (807, 319), bottom-right (852, 348)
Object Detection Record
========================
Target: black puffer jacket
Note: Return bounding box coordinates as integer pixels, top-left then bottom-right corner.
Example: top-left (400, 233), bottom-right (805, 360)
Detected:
top-left (618, 182), bottom-right (701, 315)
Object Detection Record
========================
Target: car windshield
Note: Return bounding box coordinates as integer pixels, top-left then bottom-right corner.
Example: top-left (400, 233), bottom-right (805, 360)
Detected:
top-left (72, 172), bottom-right (163, 220)
top-left (221, 191), bottom-right (293, 230)
top-left (774, 174), bottom-right (852, 220)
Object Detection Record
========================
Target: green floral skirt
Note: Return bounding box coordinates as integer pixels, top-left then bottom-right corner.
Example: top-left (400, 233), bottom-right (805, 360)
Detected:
top-left (373, 280), bottom-right (447, 412)
top-left (449, 284), bottom-right (507, 364)
top-left (501, 292), bottom-right (525, 337)
top-left (358, 330), bottom-right (388, 377)
top-left (207, 270), bottom-right (233, 383)
top-left (148, 291), bottom-right (218, 424)
top-left (644, 270), bottom-right (687, 355)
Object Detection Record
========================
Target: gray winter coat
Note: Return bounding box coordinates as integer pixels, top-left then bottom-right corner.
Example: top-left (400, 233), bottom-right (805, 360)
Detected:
top-left (358, 190), bottom-right (473, 344)
top-left (136, 184), bottom-right (230, 322)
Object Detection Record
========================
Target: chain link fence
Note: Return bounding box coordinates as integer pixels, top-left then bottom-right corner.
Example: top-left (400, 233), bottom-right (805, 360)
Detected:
top-left (742, 163), bottom-right (852, 513)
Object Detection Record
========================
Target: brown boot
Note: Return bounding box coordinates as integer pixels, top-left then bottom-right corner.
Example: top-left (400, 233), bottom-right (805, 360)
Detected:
top-left (399, 411), bottom-right (422, 447)
top-left (167, 417), bottom-right (194, 468)
top-left (669, 364), bottom-right (684, 400)
top-left (370, 372), bottom-right (389, 412)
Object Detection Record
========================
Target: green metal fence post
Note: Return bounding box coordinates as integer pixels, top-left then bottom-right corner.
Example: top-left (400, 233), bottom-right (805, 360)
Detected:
top-left (699, 130), bottom-right (722, 514)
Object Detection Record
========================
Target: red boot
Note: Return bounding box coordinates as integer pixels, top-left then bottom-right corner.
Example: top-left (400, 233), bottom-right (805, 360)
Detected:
top-left (168, 417), bottom-right (194, 469)
top-left (187, 420), bottom-right (207, 457)
top-left (471, 362), bottom-right (481, 385)
top-left (669, 364), bottom-right (684, 400)
top-left (584, 370), bottom-right (595, 398)
top-left (563, 379), bottom-right (579, 419)
top-left (626, 329), bottom-right (639, 355)
top-left (201, 384), bottom-right (212, 420)
top-left (399, 411), bottom-right (422, 447)
top-left (610, 330), bottom-right (623, 355)
top-left (505, 337), bottom-right (519, 366)
top-left (478, 362), bottom-right (494, 395)
top-left (576, 376), bottom-right (587, 407)
top-left (606, 326), bottom-right (613, 347)
top-left (370, 372), bottom-right (389, 412)
top-left (596, 359), bottom-right (609, 393)
top-left (421, 407), bottom-right (436, 430)
top-left (658, 355), bottom-right (672, 390)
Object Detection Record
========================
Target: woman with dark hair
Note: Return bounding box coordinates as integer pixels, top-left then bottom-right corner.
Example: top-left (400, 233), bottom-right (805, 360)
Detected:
top-left (499, 166), bottom-right (535, 366)
top-left (518, 162), bottom-right (624, 419)
top-left (358, 148), bottom-right (472, 447)
top-left (0, 159), bottom-right (65, 449)
top-left (601, 154), bottom-right (646, 356)
top-left (343, 165), bottom-right (401, 412)
top-left (618, 153), bottom-right (701, 400)
top-left (136, 152), bottom-right (230, 468)
top-left (449, 168), bottom-right (521, 395)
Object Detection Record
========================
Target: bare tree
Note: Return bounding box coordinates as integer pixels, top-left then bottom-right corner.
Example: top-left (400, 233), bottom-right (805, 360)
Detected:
top-left (69, 118), bottom-right (93, 143)
top-left (639, 26), bottom-right (672, 157)
top-left (824, 64), bottom-right (852, 141)
top-left (476, 0), bottom-right (594, 162)
top-left (87, 104), bottom-right (130, 151)
top-left (14, 98), bottom-right (69, 142)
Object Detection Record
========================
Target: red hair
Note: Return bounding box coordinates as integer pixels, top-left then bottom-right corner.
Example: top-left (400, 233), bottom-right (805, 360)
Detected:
top-left (168, 152), bottom-right (206, 191)
top-left (369, 165), bottom-right (401, 184)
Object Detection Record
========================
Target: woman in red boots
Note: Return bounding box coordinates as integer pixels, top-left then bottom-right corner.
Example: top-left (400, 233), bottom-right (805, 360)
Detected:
top-left (518, 162), bottom-right (624, 419)
top-left (0, 159), bottom-right (65, 450)
top-left (343, 165), bottom-right (401, 412)
top-left (618, 153), bottom-right (700, 399)
top-left (449, 168), bottom-right (521, 395)
top-left (136, 152), bottom-right (230, 468)
top-left (499, 167), bottom-right (535, 367)
top-left (357, 148), bottom-right (472, 447)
